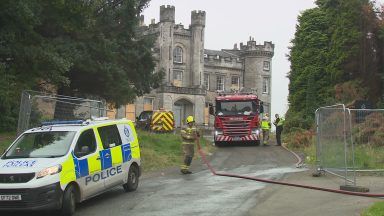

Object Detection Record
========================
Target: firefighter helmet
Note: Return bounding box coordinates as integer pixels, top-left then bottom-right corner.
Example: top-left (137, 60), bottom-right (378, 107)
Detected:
top-left (186, 116), bottom-right (194, 124)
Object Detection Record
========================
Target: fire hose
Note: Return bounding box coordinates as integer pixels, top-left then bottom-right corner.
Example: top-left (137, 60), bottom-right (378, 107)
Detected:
top-left (196, 139), bottom-right (384, 199)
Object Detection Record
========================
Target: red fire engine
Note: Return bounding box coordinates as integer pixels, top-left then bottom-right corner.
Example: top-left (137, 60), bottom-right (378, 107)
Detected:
top-left (209, 92), bottom-right (264, 146)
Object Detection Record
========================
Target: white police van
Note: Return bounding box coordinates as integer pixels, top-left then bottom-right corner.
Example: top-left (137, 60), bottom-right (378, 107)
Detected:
top-left (0, 119), bottom-right (141, 215)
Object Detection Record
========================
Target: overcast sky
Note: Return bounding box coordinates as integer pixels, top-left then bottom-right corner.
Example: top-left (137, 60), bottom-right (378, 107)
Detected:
top-left (142, 0), bottom-right (381, 117)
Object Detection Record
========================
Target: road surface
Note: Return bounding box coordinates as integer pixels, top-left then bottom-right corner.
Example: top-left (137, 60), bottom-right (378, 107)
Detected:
top-left (4, 142), bottom-right (379, 216)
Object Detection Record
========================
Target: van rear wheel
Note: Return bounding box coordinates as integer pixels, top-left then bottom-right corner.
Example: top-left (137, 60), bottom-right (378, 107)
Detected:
top-left (61, 184), bottom-right (76, 216)
top-left (123, 165), bottom-right (139, 192)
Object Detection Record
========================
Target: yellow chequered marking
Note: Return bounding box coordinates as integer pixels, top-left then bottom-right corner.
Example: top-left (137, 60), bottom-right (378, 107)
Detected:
top-left (87, 154), bottom-right (102, 174)
top-left (60, 156), bottom-right (76, 187)
top-left (111, 146), bottom-right (123, 165)
top-left (131, 140), bottom-right (140, 159)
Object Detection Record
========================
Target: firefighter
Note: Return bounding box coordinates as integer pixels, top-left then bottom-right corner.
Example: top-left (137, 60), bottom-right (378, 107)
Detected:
top-left (180, 115), bottom-right (200, 174)
top-left (261, 115), bottom-right (271, 146)
top-left (273, 114), bottom-right (285, 146)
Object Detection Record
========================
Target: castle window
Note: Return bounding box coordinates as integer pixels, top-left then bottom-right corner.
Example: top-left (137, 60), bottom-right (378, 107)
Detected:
top-left (173, 70), bottom-right (183, 81)
top-left (173, 70), bottom-right (183, 87)
top-left (231, 76), bottom-right (240, 90)
top-left (216, 75), bottom-right (225, 91)
top-left (263, 61), bottom-right (270, 71)
top-left (143, 97), bottom-right (154, 111)
top-left (173, 46), bottom-right (183, 63)
top-left (262, 77), bottom-right (270, 94)
top-left (204, 73), bottom-right (210, 90)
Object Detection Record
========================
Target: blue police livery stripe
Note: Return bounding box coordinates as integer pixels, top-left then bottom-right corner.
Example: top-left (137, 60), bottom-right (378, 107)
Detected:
top-left (71, 143), bottom-right (133, 180)
top-left (121, 143), bottom-right (132, 162)
top-left (72, 152), bottom-right (90, 179)
top-left (78, 159), bottom-right (89, 177)
top-left (100, 149), bottom-right (112, 170)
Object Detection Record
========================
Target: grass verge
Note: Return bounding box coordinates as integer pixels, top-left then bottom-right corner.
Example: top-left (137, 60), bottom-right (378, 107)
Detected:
top-left (135, 130), bottom-right (214, 173)
top-left (362, 202), bottom-right (384, 216)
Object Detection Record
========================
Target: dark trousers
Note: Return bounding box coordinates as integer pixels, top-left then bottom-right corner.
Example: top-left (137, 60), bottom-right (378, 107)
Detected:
top-left (276, 126), bottom-right (283, 145)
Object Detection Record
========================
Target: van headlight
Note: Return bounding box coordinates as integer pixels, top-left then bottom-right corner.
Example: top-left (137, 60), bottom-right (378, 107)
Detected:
top-left (36, 165), bottom-right (62, 179)
top-left (215, 129), bottom-right (223, 136)
top-left (251, 128), bottom-right (260, 135)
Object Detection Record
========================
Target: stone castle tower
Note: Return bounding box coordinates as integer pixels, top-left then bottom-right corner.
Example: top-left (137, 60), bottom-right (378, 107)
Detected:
top-left (117, 6), bottom-right (274, 127)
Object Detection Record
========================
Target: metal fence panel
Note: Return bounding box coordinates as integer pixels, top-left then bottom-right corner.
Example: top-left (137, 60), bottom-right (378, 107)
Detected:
top-left (316, 104), bottom-right (355, 185)
top-left (349, 109), bottom-right (384, 171)
top-left (17, 91), bottom-right (109, 135)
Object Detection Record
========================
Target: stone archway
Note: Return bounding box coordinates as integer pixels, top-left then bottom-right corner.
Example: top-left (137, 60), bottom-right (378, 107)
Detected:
top-left (173, 98), bottom-right (194, 128)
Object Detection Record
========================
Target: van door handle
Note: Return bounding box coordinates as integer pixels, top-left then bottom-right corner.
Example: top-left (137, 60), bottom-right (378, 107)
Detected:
top-left (96, 156), bottom-right (101, 160)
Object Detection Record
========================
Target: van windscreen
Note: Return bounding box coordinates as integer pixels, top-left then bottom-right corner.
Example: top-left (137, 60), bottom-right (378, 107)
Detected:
top-left (3, 131), bottom-right (76, 159)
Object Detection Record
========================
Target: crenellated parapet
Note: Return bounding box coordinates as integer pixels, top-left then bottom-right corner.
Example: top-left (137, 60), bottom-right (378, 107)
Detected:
top-left (191, 10), bottom-right (206, 27)
top-left (239, 37), bottom-right (274, 58)
top-left (160, 5), bottom-right (175, 23)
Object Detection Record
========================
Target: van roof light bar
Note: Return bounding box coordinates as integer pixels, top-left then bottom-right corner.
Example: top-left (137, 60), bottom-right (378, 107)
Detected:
top-left (41, 120), bottom-right (85, 126)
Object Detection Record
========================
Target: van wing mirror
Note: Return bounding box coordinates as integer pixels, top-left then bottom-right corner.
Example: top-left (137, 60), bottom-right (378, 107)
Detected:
top-left (209, 103), bottom-right (215, 115)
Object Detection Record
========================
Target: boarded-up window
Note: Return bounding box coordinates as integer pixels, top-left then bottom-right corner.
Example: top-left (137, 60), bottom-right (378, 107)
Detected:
top-left (125, 104), bottom-right (135, 121)
top-left (143, 97), bottom-right (153, 111)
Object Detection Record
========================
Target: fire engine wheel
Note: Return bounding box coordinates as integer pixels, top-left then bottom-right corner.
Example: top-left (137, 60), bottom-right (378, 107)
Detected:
top-left (214, 141), bottom-right (224, 147)
top-left (123, 164), bottom-right (139, 192)
top-left (255, 140), bottom-right (261, 146)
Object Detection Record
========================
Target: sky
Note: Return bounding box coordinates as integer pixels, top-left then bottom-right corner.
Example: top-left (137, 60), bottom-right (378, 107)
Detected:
top-left (141, 0), bottom-right (381, 117)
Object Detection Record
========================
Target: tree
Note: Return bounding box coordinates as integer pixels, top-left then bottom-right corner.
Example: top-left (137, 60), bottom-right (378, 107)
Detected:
top-left (0, 0), bottom-right (163, 131)
top-left (286, 0), bottom-right (382, 131)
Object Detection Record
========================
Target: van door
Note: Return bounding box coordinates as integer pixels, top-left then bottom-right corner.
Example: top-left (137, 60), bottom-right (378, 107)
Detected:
top-left (97, 124), bottom-right (125, 189)
top-left (73, 129), bottom-right (104, 199)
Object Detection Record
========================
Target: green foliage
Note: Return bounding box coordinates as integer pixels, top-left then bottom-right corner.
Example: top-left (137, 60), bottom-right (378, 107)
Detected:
top-left (287, 0), bottom-right (382, 133)
top-left (0, 132), bottom-right (16, 153)
top-left (0, 0), bottom-right (163, 132)
top-left (363, 201), bottom-right (384, 216)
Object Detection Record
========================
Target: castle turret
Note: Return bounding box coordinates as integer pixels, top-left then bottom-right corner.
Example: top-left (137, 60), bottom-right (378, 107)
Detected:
top-left (159, 5), bottom-right (175, 84)
top-left (240, 38), bottom-right (274, 115)
top-left (160, 5), bottom-right (175, 23)
top-left (190, 10), bottom-right (206, 87)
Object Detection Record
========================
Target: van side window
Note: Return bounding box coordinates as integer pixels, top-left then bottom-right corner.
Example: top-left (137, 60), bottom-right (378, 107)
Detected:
top-left (74, 129), bottom-right (97, 158)
top-left (98, 125), bottom-right (122, 149)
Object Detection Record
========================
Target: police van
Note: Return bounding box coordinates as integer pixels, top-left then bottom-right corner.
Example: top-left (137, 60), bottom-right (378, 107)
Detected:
top-left (0, 118), bottom-right (141, 215)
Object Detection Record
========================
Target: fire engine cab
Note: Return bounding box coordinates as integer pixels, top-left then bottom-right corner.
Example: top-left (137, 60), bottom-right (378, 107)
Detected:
top-left (209, 93), bottom-right (264, 146)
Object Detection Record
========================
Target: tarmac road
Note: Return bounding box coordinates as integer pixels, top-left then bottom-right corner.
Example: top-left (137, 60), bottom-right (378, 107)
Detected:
top-left (4, 141), bottom-right (378, 216)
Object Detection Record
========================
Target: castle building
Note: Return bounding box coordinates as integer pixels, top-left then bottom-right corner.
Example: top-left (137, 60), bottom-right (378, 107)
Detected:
top-left (115, 5), bottom-right (274, 127)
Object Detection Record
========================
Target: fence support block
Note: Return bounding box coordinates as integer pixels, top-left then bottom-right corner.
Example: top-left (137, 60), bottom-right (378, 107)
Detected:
top-left (340, 185), bottom-right (369, 193)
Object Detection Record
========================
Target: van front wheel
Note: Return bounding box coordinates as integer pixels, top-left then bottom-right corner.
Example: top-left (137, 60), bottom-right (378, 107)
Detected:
top-left (123, 165), bottom-right (139, 192)
top-left (61, 184), bottom-right (76, 216)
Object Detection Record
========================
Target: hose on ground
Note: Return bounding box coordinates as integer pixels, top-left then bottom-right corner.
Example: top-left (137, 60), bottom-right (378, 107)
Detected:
top-left (196, 139), bottom-right (384, 199)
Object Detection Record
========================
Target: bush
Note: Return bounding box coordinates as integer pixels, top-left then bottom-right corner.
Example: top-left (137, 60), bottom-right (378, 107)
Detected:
top-left (284, 129), bottom-right (315, 149)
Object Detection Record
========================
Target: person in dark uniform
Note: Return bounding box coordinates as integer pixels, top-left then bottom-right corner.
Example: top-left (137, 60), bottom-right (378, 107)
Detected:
top-left (273, 114), bottom-right (285, 146)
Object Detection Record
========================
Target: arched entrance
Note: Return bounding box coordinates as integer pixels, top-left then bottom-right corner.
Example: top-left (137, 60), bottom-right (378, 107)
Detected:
top-left (173, 98), bottom-right (194, 128)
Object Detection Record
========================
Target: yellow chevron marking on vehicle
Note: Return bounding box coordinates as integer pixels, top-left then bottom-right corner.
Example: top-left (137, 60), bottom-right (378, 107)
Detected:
top-left (151, 112), bottom-right (174, 131)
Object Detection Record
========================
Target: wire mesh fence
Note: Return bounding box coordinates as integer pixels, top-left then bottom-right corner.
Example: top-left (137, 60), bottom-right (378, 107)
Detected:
top-left (316, 104), bottom-right (355, 185)
top-left (17, 90), bottom-right (110, 135)
top-left (349, 109), bottom-right (384, 171)
top-left (316, 105), bottom-right (384, 186)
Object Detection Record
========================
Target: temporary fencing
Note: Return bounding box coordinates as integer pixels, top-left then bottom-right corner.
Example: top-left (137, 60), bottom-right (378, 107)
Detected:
top-left (316, 104), bottom-right (384, 187)
top-left (17, 90), bottom-right (109, 135)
